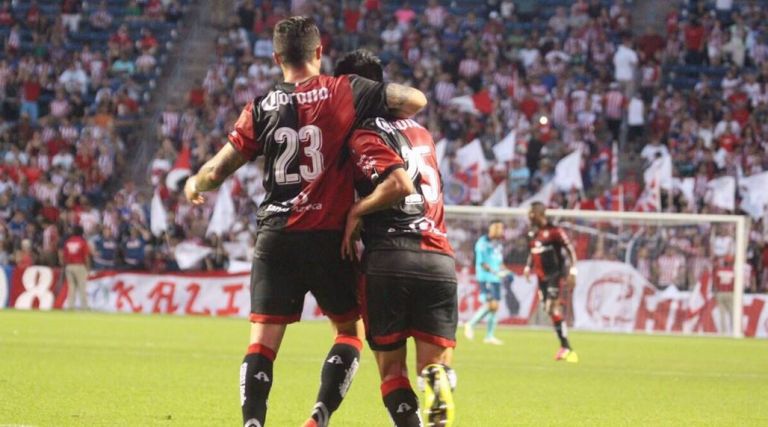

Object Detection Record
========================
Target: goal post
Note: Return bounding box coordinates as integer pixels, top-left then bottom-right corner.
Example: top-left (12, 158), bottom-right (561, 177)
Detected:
top-left (445, 206), bottom-right (750, 338)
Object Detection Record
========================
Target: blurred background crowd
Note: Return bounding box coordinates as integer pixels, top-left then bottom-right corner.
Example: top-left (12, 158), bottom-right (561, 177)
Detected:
top-left (1, 0), bottom-right (766, 292)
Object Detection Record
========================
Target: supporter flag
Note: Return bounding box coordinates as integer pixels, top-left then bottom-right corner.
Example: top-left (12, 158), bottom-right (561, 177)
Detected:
top-left (454, 164), bottom-right (481, 203)
top-left (739, 171), bottom-right (768, 219)
top-left (674, 177), bottom-right (695, 208)
top-left (553, 149), bottom-right (583, 191)
top-left (206, 180), bottom-right (236, 237)
top-left (165, 144), bottom-right (192, 192)
top-left (492, 130), bottom-right (516, 163)
top-left (150, 189), bottom-right (168, 237)
top-left (435, 138), bottom-right (447, 168)
top-left (174, 241), bottom-right (213, 270)
top-left (448, 90), bottom-right (494, 116)
top-left (455, 139), bottom-right (488, 171)
top-left (520, 181), bottom-right (554, 208)
top-left (483, 181), bottom-right (508, 207)
top-left (706, 176), bottom-right (736, 211)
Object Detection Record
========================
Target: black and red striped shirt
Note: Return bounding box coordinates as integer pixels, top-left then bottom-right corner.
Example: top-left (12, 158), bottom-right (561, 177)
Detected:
top-left (228, 74), bottom-right (388, 231)
top-left (348, 117), bottom-right (453, 257)
top-left (528, 223), bottom-right (572, 279)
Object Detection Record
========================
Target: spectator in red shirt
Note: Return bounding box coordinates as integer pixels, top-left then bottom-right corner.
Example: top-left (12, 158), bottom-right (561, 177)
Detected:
top-left (60, 225), bottom-right (91, 310)
top-left (20, 75), bottom-right (41, 123)
top-left (636, 25), bottom-right (665, 62)
top-left (684, 17), bottom-right (706, 65)
top-left (138, 28), bottom-right (159, 55)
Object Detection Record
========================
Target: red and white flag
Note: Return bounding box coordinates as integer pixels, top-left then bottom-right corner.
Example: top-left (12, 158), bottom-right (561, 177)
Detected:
top-left (553, 149), bottom-right (583, 191)
top-left (206, 180), bottom-right (236, 237)
top-left (706, 176), bottom-right (736, 211)
top-left (455, 139), bottom-right (488, 171)
top-left (739, 171), bottom-right (768, 219)
top-left (165, 144), bottom-right (192, 191)
top-left (483, 181), bottom-right (508, 207)
top-left (150, 188), bottom-right (168, 237)
top-left (520, 181), bottom-right (555, 208)
top-left (492, 130), bottom-right (516, 163)
top-left (449, 90), bottom-right (494, 116)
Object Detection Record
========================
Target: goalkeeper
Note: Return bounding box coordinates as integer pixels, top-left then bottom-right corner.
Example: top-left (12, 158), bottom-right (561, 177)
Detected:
top-left (464, 222), bottom-right (510, 345)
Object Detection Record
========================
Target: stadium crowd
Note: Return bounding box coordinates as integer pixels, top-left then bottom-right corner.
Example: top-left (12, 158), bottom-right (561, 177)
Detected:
top-left (2, 0), bottom-right (768, 292)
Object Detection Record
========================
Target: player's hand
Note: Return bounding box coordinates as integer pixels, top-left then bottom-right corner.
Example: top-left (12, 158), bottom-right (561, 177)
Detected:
top-left (184, 176), bottom-right (205, 205)
top-left (341, 208), bottom-right (362, 261)
top-left (523, 266), bottom-right (531, 283)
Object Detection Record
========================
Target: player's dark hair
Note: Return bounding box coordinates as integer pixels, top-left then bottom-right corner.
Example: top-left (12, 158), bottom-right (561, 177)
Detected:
top-left (73, 225), bottom-right (84, 236)
top-left (530, 201), bottom-right (546, 212)
top-left (272, 16), bottom-right (321, 68)
top-left (333, 49), bottom-right (384, 82)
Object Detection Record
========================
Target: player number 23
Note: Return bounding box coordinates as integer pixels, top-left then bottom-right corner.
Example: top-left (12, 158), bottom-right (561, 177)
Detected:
top-left (274, 125), bottom-right (324, 185)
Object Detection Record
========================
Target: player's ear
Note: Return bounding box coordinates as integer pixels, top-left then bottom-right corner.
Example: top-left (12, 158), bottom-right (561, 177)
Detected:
top-left (315, 43), bottom-right (322, 61)
top-left (272, 52), bottom-right (282, 68)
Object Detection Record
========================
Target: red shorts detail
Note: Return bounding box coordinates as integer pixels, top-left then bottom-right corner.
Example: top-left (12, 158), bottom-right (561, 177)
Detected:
top-left (380, 376), bottom-right (412, 396)
top-left (335, 334), bottom-right (363, 351)
top-left (325, 306), bottom-right (360, 324)
top-left (246, 343), bottom-right (277, 361)
top-left (371, 330), bottom-right (411, 346)
top-left (410, 329), bottom-right (456, 349)
top-left (249, 313), bottom-right (301, 324)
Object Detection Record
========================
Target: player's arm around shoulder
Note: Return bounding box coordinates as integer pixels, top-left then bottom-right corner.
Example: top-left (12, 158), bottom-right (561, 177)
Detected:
top-left (385, 83), bottom-right (427, 118)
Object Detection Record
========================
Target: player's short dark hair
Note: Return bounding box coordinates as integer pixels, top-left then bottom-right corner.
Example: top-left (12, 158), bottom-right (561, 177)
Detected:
top-left (273, 16), bottom-right (321, 68)
top-left (333, 49), bottom-right (384, 82)
top-left (73, 225), bottom-right (84, 236)
top-left (530, 201), bottom-right (546, 212)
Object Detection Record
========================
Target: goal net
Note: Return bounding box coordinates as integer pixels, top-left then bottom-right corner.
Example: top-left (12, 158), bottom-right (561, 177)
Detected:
top-left (445, 206), bottom-right (754, 338)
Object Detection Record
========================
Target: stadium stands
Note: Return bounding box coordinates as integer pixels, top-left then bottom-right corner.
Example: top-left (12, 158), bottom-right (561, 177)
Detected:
top-left (2, 0), bottom-right (767, 292)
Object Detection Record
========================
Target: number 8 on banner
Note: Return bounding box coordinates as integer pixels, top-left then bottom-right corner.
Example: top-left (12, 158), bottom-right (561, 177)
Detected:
top-left (15, 266), bottom-right (55, 310)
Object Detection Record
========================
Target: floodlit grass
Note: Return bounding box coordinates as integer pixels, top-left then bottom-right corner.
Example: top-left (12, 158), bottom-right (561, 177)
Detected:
top-left (1, 310), bottom-right (767, 426)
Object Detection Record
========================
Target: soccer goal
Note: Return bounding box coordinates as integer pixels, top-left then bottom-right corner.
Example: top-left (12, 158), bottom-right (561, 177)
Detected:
top-left (445, 206), bottom-right (751, 338)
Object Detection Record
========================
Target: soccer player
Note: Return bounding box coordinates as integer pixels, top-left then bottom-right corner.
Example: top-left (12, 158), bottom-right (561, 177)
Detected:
top-left (183, 17), bottom-right (427, 427)
top-left (464, 221), bottom-right (506, 345)
top-left (524, 202), bottom-right (579, 363)
top-left (336, 50), bottom-right (457, 427)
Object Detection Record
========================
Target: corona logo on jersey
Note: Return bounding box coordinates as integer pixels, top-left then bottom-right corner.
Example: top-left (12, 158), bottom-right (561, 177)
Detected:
top-left (260, 87), bottom-right (330, 111)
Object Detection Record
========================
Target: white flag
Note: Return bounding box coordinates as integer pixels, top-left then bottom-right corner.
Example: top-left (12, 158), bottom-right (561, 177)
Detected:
top-left (674, 177), bottom-right (695, 205)
top-left (553, 150), bottom-right (583, 191)
top-left (483, 181), bottom-right (508, 207)
top-left (150, 189), bottom-right (168, 237)
top-left (455, 139), bottom-right (488, 171)
top-left (492, 131), bottom-right (516, 163)
top-left (739, 171), bottom-right (768, 218)
top-left (206, 180), bottom-right (236, 237)
top-left (174, 241), bottom-right (212, 270)
top-left (520, 181), bottom-right (555, 208)
top-left (706, 176), bottom-right (736, 210)
top-left (435, 138), bottom-right (447, 167)
top-left (644, 155), bottom-right (673, 191)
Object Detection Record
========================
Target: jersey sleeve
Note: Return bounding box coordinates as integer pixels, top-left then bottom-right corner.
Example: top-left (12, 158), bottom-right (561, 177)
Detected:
top-left (347, 75), bottom-right (388, 120)
top-left (227, 101), bottom-right (263, 161)
top-left (474, 238), bottom-right (487, 265)
top-left (348, 131), bottom-right (404, 185)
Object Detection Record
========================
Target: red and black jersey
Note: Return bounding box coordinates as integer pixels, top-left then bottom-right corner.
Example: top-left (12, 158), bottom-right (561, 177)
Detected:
top-left (528, 223), bottom-right (572, 279)
top-left (228, 74), bottom-right (388, 231)
top-left (349, 117), bottom-right (453, 258)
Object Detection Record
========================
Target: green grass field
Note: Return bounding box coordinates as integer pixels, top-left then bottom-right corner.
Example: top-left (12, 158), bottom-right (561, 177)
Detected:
top-left (1, 311), bottom-right (767, 426)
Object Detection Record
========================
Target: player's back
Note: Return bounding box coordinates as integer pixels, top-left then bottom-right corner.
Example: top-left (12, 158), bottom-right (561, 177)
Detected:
top-left (350, 117), bottom-right (453, 257)
top-left (229, 74), bottom-right (387, 232)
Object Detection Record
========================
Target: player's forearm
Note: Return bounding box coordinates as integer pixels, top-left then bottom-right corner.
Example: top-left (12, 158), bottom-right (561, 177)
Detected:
top-left (349, 169), bottom-right (414, 219)
top-left (385, 83), bottom-right (427, 118)
top-left (193, 144), bottom-right (248, 192)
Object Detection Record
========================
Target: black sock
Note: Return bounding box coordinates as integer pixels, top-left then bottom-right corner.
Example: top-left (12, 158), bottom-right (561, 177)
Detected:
top-left (553, 319), bottom-right (571, 349)
top-left (382, 377), bottom-right (422, 427)
top-left (240, 344), bottom-right (275, 426)
top-left (309, 335), bottom-right (362, 426)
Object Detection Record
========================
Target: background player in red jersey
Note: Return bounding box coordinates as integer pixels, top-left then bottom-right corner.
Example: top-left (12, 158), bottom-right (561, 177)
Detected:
top-left (524, 202), bottom-right (579, 363)
top-left (183, 17), bottom-right (427, 427)
top-left (336, 50), bottom-right (457, 427)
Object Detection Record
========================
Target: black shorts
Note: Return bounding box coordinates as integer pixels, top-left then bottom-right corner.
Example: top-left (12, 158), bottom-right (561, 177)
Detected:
top-left (249, 230), bottom-right (358, 324)
top-left (360, 251), bottom-right (457, 351)
top-left (539, 275), bottom-right (563, 304)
